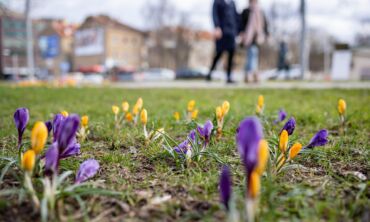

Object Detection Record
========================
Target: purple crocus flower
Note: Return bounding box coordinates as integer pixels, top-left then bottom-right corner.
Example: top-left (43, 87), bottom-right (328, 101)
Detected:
top-left (45, 143), bottom-right (59, 175)
top-left (280, 117), bottom-right (296, 135)
top-left (197, 120), bottom-right (213, 147)
top-left (274, 109), bottom-right (287, 124)
top-left (45, 120), bottom-right (53, 134)
top-left (219, 165), bottom-right (232, 210)
top-left (174, 130), bottom-right (196, 155)
top-left (60, 142), bottom-right (81, 159)
top-left (57, 114), bottom-right (80, 152)
top-left (44, 114), bottom-right (81, 175)
top-left (13, 108), bottom-right (29, 148)
top-left (236, 117), bottom-right (263, 175)
top-left (75, 159), bottom-right (100, 184)
top-left (53, 114), bottom-right (65, 142)
top-left (306, 129), bottom-right (329, 149)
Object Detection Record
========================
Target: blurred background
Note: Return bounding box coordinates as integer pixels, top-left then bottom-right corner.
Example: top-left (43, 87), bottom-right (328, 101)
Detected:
top-left (1, 0), bottom-right (370, 85)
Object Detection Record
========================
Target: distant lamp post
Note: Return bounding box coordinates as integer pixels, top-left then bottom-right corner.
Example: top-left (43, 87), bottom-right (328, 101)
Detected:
top-left (25, 0), bottom-right (35, 79)
top-left (299, 0), bottom-right (307, 80)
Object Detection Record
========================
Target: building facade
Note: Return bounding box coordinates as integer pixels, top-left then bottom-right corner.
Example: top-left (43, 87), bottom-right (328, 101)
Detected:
top-left (73, 15), bottom-right (146, 72)
top-left (0, 7), bottom-right (28, 79)
top-left (35, 19), bottom-right (77, 77)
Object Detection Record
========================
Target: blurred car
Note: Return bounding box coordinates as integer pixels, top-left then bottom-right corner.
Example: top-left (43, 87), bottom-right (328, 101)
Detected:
top-left (134, 68), bottom-right (175, 81)
top-left (176, 68), bottom-right (207, 79)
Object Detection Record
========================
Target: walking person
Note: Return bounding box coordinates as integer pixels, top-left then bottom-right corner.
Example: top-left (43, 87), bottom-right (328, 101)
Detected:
top-left (206, 0), bottom-right (239, 84)
top-left (240, 0), bottom-right (269, 83)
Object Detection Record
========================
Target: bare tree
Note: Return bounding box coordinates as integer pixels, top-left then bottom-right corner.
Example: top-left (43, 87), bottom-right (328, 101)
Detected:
top-left (143, 0), bottom-right (193, 69)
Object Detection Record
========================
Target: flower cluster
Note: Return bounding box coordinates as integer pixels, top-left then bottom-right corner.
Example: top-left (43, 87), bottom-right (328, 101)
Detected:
top-left (274, 117), bottom-right (329, 173)
top-left (11, 108), bottom-right (101, 217)
top-left (186, 100), bottom-right (198, 121)
top-left (215, 101), bottom-right (230, 138)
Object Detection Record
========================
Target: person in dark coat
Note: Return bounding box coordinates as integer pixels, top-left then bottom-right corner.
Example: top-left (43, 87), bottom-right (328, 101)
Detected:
top-left (206, 0), bottom-right (239, 84)
top-left (240, 0), bottom-right (269, 83)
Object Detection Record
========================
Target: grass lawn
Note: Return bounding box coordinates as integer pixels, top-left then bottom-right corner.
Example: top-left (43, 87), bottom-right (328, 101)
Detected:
top-left (0, 86), bottom-right (369, 221)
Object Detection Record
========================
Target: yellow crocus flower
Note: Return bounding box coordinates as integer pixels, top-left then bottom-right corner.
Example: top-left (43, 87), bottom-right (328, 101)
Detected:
top-left (122, 101), bottom-right (130, 112)
top-left (289, 143), bottom-right (302, 159)
top-left (112, 105), bottom-right (119, 115)
top-left (125, 112), bottom-right (133, 122)
top-left (81, 115), bottom-right (89, 127)
top-left (187, 100), bottom-right (196, 112)
top-left (140, 109), bottom-right (148, 125)
top-left (174, 112), bottom-right (180, 121)
top-left (338, 99), bottom-right (346, 115)
top-left (31, 121), bottom-right (48, 155)
top-left (61, 111), bottom-right (69, 117)
top-left (136, 98), bottom-right (143, 110)
top-left (279, 130), bottom-right (289, 153)
top-left (248, 171), bottom-right (260, 199)
top-left (257, 95), bottom-right (264, 109)
top-left (216, 106), bottom-right (223, 121)
top-left (132, 104), bottom-right (140, 115)
top-left (255, 140), bottom-right (269, 175)
top-left (221, 101), bottom-right (230, 116)
top-left (191, 109), bottom-right (198, 120)
top-left (22, 149), bottom-right (36, 173)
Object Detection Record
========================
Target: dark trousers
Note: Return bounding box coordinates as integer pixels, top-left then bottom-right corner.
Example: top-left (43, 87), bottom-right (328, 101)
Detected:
top-left (207, 49), bottom-right (235, 80)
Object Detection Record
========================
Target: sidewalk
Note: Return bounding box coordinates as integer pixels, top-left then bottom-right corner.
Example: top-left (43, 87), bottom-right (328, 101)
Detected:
top-left (111, 81), bottom-right (370, 89)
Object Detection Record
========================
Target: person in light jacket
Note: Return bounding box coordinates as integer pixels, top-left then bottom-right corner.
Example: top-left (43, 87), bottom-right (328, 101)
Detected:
top-left (240, 0), bottom-right (269, 83)
top-left (206, 0), bottom-right (239, 84)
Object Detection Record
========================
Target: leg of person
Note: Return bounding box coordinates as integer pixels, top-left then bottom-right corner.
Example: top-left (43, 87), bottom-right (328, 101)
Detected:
top-left (226, 49), bottom-right (235, 83)
top-left (244, 46), bottom-right (253, 83)
top-left (206, 51), bottom-right (223, 81)
top-left (252, 45), bottom-right (260, 83)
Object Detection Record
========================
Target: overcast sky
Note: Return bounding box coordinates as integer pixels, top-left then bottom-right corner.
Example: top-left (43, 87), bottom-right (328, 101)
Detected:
top-left (7, 0), bottom-right (370, 43)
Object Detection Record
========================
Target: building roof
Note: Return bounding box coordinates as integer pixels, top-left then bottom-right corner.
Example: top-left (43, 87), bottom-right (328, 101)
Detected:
top-left (79, 14), bottom-right (144, 34)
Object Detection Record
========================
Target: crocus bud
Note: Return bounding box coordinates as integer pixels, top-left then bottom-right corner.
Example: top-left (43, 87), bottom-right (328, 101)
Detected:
top-left (187, 100), bottom-right (195, 112)
top-left (279, 130), bottom-right (288, 153)
top-left (255, 140), bottom-right (269, 175)
top-left (122, 101), bottom-right (129, 112)
top-left (257, 95), bottom-right (264, 109)
top-left (216, 106), bottom-right (223, 121)
top-left (174, 112), bottom-right (180, 121)
top-left (222, 101), bottom-right (230, 115)
top-left (338, 99), bottom-right (346, 115)
top-left (219, 165), bottom-right (232, 210)
top-left (306, 130), bottom-right (328, 149)
top-left (132, 104), bottom-right (140, 115)
top-left (191, 109), bottom-right (198, 120)
top-left (112, 106), bottom-right (119, 115)
top-left (81, 115), bottom-right (89, 127)
top-left (21, 149), bottom-right (36, 173)
top-left (140, 109), bottom-right (147, 125)
top-left (75, 159), bottom-right (100, 184)
top-left (126, 112), bottom-right (133, 122)
top-left (248, 171), bottom-right (260, 199)
top-left (289, 143), bottom-right (302, 159)
top-left (136, 98), bottom-right (143, 110)
top-left (61, 111), bottom-right (69, 117)
top-left (14, 108), bottom-right (29, 147)
top-left (280, 117), bottom-right (296, 135)
top-left (31, 121), bottom-right (48, 154)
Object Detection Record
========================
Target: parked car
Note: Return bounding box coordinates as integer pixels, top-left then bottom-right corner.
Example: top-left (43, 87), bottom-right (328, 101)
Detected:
top-left (176, 68), bottom-right (207, 79)
top-left (134, 68), bottom-right (175, 81)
